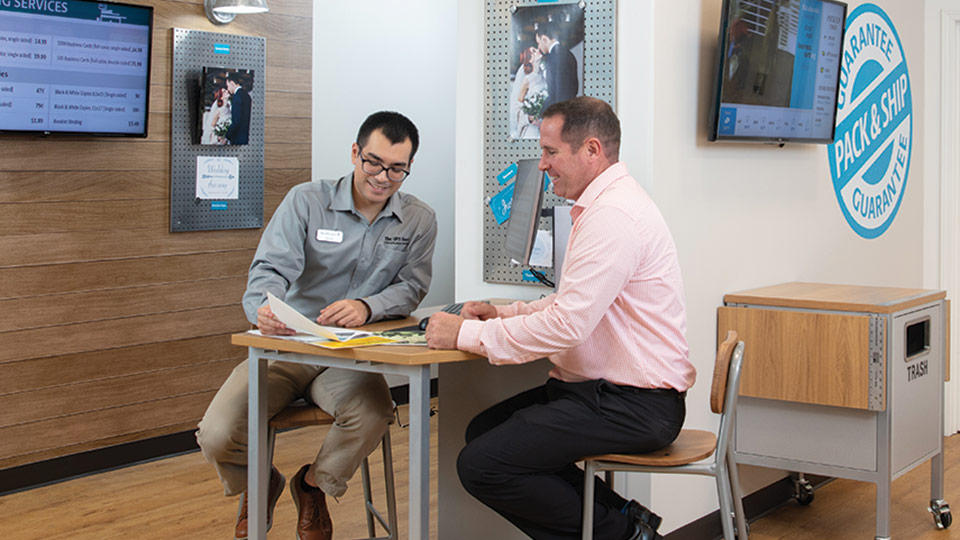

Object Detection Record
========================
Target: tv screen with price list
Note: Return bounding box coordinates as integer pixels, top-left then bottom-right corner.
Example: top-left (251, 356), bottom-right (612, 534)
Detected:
top-left (708, 0), bottom-right (846, 144)
top-left (0, 0), bottom-right (153, 137)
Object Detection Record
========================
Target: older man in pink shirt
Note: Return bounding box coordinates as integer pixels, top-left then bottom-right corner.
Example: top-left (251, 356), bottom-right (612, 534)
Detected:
top-left (426, 97), bottom-right (695, 540)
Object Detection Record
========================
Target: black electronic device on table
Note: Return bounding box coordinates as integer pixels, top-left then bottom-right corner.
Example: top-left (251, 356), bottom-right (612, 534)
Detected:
top-left (418, 302), bottom-right (464, 331)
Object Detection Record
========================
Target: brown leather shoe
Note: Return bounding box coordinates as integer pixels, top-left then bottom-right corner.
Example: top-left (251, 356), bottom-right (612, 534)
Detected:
top-left (290, 464), bottom-right (333, 540)
top-left (234, 465), bottom-right (285, 540)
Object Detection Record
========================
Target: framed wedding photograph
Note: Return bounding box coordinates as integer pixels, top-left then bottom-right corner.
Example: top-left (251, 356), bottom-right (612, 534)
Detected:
top-left (483, 0), bottom-right (614, 284)
top-left (508, 2), bottom-right (585, 140)
top-left (198, 67), bottom-right (256, 146)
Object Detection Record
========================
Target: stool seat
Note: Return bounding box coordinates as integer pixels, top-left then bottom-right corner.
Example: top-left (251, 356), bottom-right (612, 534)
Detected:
top-left (583, 429), bottom-right (717, 468)
top-left (270, 404), bottom-right (336, 430)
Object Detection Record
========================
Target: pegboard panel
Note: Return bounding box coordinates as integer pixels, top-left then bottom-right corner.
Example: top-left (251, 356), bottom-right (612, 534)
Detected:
top-left (483, 0), bottom-right (616, 285)
top-left (170, 28), bottom-right (265, 232)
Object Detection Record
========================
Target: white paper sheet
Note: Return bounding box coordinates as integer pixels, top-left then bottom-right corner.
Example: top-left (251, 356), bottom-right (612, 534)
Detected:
top-left (267, 292), bottom-right (370, 342)
top-left (529, 229), bottom-right (553, 268)
top-left (245, 329), bottom-right (326, 343)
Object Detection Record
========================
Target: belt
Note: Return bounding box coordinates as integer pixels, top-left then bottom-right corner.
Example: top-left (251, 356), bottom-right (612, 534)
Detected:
top-left (616, 384), bottom-right (686, 399)
top-left (646, 387), bottom-right (686, 399)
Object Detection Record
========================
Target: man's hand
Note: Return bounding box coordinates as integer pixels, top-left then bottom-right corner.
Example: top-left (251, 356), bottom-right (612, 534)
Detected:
top-left (425, 312), bottom-right (463, 350)
top-left (317, 299), bottom-right (370, 328)
top-left (460, 301), bottom-right (497, 321)
top-left (256, 305), bottom-right (295, 336)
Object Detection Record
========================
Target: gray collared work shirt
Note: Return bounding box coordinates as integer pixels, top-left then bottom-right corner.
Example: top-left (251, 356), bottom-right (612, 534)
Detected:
top-left (242, 174), bottom-right (437, 324)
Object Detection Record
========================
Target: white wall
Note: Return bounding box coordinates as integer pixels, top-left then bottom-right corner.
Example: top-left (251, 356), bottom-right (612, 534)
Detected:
top-left (645, 0), bottom-right (925, 531)
top-left (456, 0), bottom-right (929, 534)
top-left (924, 0), bottom-right (960, 435)
top-left (312, 0), bottom-right (457, 309)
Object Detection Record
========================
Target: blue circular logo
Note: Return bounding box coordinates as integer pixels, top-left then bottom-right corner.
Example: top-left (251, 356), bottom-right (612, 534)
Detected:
top-left (828, 4), bottom-right (912, 239)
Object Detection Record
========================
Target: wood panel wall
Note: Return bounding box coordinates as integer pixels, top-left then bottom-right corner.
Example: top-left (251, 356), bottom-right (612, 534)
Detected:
top-left (0, 0), bottom-right (312, 470)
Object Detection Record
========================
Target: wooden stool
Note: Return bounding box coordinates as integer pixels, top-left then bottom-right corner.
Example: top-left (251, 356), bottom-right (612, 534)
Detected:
top-left (268, 402), bottom-right (398, 540)
top-left (580, 331), bottom-right (749, 540)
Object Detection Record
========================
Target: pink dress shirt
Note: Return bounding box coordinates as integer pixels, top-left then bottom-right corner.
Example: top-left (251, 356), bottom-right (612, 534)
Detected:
top-left (458, 162), bottom-right (695, 391)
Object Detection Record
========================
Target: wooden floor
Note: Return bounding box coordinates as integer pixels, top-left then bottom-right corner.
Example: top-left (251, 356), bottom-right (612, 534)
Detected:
top-left (742, 432), bottom-right (960, 540)
top-left (0, 401), bottom-right (957, 539)
top-left (0, 402), bottom-right (438, 540)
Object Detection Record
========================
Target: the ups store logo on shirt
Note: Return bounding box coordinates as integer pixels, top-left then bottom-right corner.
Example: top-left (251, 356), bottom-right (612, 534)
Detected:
top-left (383, 235), bottom-right (411, 249)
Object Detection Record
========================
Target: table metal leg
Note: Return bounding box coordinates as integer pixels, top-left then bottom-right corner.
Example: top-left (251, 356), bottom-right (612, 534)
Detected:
top-left (407, 366), bottom-right (431, 539)
top-left (875, 479), bottom-right (892, 540)
top-left (248, 353), bottom-right (269, 540)
top-left (932, 448), bottom-right (944, 501)
top-left (876, 411), bottom-right (892, 540)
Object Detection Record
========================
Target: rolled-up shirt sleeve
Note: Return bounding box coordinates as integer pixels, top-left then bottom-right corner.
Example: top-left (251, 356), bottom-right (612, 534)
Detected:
top-left (457, 207), bottom-right (637, 364)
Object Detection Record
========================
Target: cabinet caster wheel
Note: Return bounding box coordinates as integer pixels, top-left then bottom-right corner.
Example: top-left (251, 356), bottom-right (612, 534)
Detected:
top-left (929, 500), bottom-right (951, 529)
top-left (794, 479), bottom-right (814, 506)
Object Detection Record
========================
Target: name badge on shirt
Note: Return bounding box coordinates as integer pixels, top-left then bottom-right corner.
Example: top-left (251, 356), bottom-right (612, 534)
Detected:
top-left (316, 229), bottom-right (343, 243)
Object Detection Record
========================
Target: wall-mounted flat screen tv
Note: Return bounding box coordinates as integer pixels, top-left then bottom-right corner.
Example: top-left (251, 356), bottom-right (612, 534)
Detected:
top-left (708, 0), bottom-right (847, 144)
top-left (0, 0), bottom-right (153, 137)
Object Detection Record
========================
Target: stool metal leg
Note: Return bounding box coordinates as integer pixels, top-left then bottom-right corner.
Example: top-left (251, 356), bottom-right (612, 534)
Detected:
top-left (359, 429), bottom-right (398, 540)
top-left (266, 427), bottom-right (274, 464)
top-left (716, 461), bottom-right (736, 540)
top-left (382, 428), bottom-right (398, 540)
top-left (581, 460), bottom-right (597, 540)
top-left (727, 451), bottom-right (748, 539)
top-left (360, 456), bottom-right (376, 537)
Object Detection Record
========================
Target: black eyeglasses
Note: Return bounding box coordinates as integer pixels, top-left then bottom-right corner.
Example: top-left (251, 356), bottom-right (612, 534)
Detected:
top-left (358, 149), bottom-right (410, 183)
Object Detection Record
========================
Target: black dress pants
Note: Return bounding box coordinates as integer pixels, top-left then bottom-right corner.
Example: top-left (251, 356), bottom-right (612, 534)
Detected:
top-left (456, 378), bottom-right (686, 540)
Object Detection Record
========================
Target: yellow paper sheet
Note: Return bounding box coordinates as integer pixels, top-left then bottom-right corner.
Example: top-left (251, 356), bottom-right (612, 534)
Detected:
top-left (308, 336), bottom-right (397, 349)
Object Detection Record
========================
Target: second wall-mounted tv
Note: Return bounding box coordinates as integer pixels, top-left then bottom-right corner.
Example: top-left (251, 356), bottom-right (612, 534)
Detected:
top-left (708, 0), bottom-right (847, 144)
top-left (0, 0), bottom-right (153, 137)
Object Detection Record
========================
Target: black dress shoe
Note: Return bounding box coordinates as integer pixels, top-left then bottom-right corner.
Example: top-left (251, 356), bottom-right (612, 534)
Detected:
top-left (625, 499), bottom-right (662, 532)
top-left (627, 521), bottom-right (662, 540)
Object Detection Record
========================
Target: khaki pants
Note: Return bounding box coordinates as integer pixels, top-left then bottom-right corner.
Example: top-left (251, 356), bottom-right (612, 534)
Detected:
top-left (196, 359), bottom-right (394, 498)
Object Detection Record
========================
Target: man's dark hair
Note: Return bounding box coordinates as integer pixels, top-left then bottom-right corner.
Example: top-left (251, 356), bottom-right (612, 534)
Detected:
top-left (535, 21), bottom-right (561, 41)
top-left (542, 96), bottom-right (621, 159)
top-left (356, 111), bottom-right (420, 160)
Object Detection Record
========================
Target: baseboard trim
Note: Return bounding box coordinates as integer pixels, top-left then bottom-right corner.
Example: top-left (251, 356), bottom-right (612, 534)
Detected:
top-left (664, 474), bottom-right (829, 540)
top-left (0, 430), bottom-right (200, 497)
top-left (0, 379), bottom-right (438, 496)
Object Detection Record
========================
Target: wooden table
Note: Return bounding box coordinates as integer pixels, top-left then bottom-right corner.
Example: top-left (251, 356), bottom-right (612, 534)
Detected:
top-left (232, 317), bottom-right (481, 540)
top-left (719, 282), bottom-right (951, 539)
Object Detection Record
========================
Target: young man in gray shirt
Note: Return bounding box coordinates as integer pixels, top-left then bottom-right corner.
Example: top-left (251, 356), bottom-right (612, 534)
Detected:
top-left (196, 111), bottom-right (437, 540)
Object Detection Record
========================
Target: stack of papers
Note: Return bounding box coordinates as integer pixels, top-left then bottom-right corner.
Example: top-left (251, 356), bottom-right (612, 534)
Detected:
top-left (261, 293), bottom-right (397, 349)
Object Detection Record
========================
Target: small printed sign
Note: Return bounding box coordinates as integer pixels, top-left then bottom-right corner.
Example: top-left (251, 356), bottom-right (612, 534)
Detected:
top-left (497, 163), bottom-right (518, 185)
top-left (489, 182), bottom-right (515, 224)
top-left (214, 43), bottom-right (231, 54)
top-left (196, 156), bottom-right (239, 199)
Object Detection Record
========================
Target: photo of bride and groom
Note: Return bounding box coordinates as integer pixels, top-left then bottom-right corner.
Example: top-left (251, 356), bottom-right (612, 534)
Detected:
top-left (199, 67), bottom-right (255, 146)
top-left (508, 3), bottom-right (585, 140)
